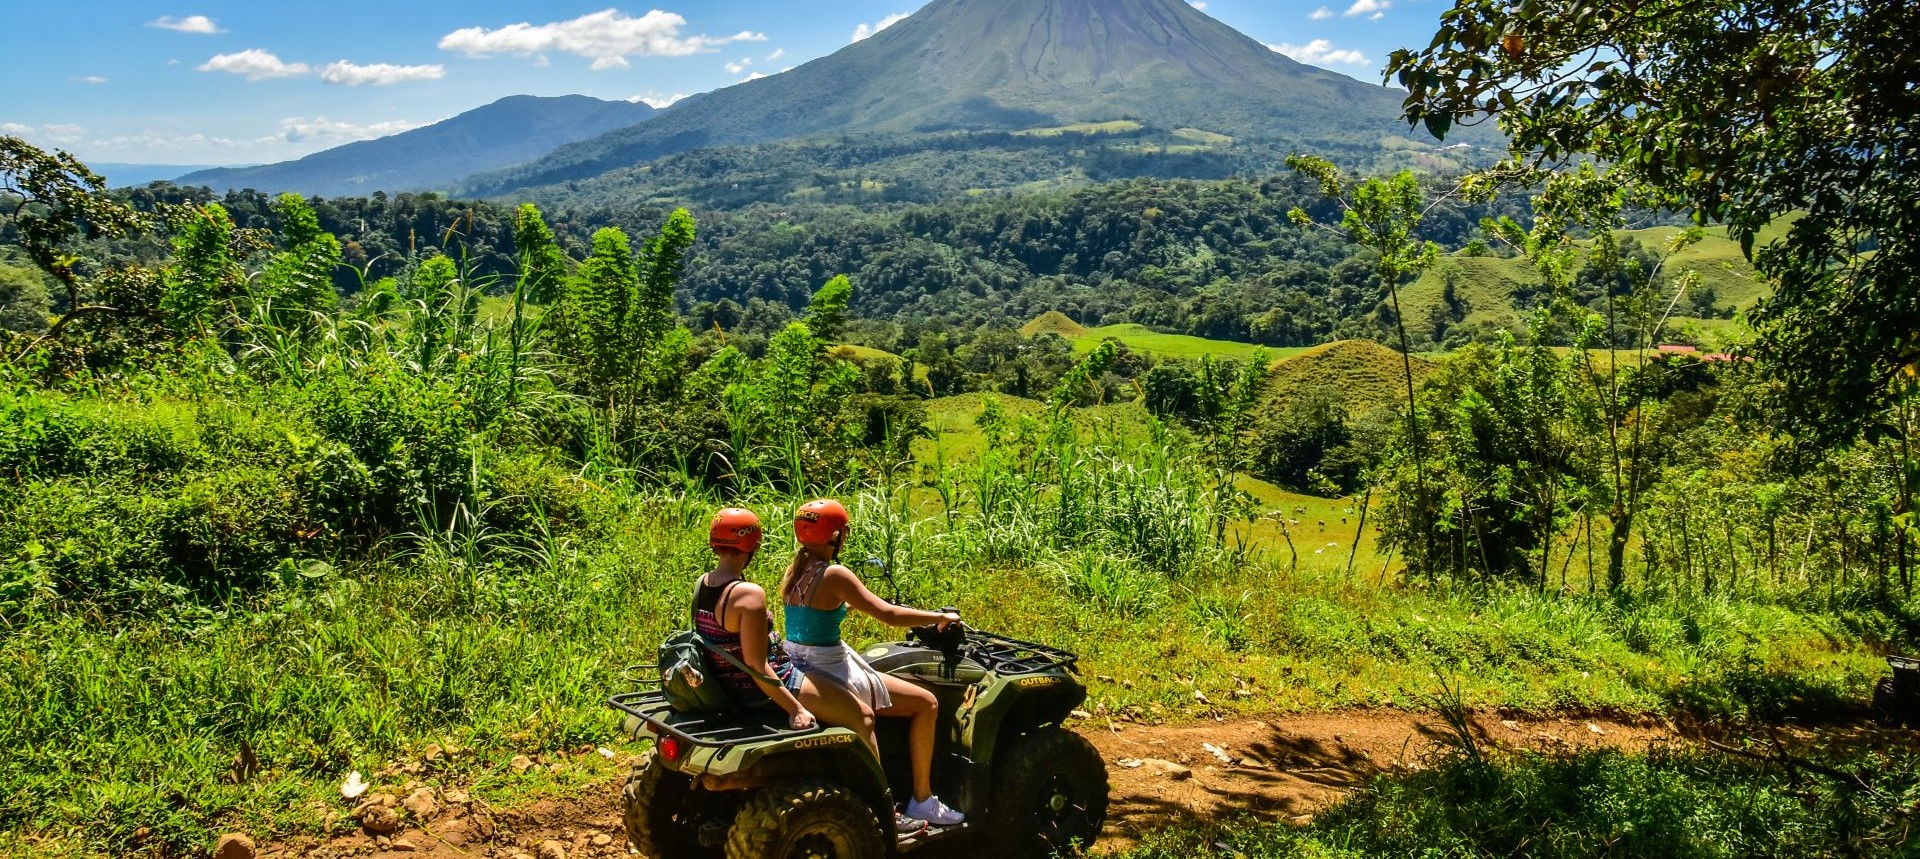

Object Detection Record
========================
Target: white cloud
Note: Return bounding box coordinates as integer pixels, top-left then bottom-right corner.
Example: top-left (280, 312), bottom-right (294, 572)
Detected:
top-left (1188, 1), bottom-right (1208, 9)
top-left (147, 15), bottom-right (224, 34)
top-left (439, 9), bottom-right (765, 70)
top-left (1344, 0), bottom-right (1389, 17)
top-left (725, 56), bottom-right (752, 75)
top-left (740, 71), bottom-right (769, 82)
top-left (72, 76), bottom-right (109, 84)
top-left (319, 61), bottom-right (446, 86)
top-left (1310, 6), bottom-right (1335, 20)
top-left (197, 49), bottom-right (310, 81)
top-left (1370, 11), bottom-right (1385, 20)
top-left (1270, 39), bottom-right (1371, 66)
top-left (631, 92), bottom-right (689, 109)
top-left (851, 12), bottom-right (909, 43)
top-left (766, 47), bottom-right (785, 62)
top-left (264, 116), bottom-right (417, 146)
top-left (88, 130), bottom-right (239, 150)
top-left (2, 123), bottom-right (87, 145)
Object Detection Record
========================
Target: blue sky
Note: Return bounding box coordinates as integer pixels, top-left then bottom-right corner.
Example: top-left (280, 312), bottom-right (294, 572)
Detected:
top-left (0, 1), bottom-right (1442, 166)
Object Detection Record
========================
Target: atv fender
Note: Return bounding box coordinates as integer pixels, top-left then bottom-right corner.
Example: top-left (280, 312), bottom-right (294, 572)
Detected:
top-left (674, 737), bottom-right (895, 834)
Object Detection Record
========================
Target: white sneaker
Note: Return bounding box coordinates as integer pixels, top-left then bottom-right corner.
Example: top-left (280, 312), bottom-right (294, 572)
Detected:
top-left (906, 795), bottom-right (964, 826)
top-left (894, 812), bottom-right (928, 835)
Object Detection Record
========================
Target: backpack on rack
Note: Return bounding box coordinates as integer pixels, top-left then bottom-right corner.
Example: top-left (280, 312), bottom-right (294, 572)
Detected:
top-left (657, 580), bottom-right (784, 716)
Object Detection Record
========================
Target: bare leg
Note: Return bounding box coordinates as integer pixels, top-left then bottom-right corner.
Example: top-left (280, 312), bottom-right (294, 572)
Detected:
top-left (876, 675), bottom-right (939, 801)
top-left (797, 677), bottom-right (878, 758)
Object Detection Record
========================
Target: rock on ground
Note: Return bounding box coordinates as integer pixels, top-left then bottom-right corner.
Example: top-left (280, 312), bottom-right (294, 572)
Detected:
top-left (403, 788), bottom-right (438, 819)
top-left (213, 833), bottom-right (255, 859)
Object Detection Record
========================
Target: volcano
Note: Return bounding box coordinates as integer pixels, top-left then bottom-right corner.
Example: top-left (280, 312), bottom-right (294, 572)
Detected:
top-left (470, 0), bottom-right (1441, 194)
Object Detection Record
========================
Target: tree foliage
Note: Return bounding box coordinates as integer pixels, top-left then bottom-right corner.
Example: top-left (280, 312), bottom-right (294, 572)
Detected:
top-left (1389, 0), bottom-right (1920, 447)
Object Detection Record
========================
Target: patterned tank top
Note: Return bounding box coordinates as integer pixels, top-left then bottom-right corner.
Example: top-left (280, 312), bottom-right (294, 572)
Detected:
top-left (694, 577), bottom-right (797, 697)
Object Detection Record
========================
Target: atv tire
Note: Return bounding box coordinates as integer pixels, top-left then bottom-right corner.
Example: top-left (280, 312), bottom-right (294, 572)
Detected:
top-left (724, 780), bottom-right (884, 859)
top-left (1873, 676), bottom-right (1905, 728)
top-left (986, 727), bottom-right (1110, 858)
top-left (623, 752), bottom-right (710, 859)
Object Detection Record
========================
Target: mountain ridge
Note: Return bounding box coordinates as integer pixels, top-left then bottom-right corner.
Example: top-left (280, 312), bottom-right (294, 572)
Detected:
top-left (177, 95), bottom-right (658, 197)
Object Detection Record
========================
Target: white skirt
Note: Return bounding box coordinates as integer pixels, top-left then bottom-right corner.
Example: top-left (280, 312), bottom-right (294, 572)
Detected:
top-left (784, 640), bottom-right (893, 711)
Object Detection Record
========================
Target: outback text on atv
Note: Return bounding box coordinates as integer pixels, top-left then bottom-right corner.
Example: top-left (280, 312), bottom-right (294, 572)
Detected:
top-left (610, 617), bottom-right (1110, 859)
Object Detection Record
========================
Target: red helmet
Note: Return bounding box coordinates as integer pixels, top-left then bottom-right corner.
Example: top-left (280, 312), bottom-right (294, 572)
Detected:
top-left (793, 499), bottom-right (850, 545)
top-left (709, 508), bottom-right (763, 553)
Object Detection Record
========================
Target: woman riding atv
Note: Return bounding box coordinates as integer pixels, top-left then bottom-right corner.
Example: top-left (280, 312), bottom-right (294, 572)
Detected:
top-left (691, 508), bottom-right (822, 731)
top-left (781, 498), bottom-right (967, 826)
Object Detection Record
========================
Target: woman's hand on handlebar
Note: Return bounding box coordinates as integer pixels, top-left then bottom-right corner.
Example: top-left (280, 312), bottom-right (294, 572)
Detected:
top-left (789, 706), bottom-right (817, 731)
top-left (935, 611), bottom-right (961, 631)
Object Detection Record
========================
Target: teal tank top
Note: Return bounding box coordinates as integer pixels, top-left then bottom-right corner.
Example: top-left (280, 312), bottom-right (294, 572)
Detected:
top-left (785, 603), bottom-right (848, 647)
top-left (784, 562), bottom-right (849, 646)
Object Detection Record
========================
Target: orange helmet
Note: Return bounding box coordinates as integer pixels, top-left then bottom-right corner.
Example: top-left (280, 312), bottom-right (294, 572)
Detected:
top-left (709, 508), bottom-right (763, 553)
top-left (793, 499), bottom-right (850, 545)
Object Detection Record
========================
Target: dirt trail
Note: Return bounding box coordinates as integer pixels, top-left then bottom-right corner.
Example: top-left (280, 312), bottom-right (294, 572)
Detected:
top-left (262, 710), bottom-right (1684, 859)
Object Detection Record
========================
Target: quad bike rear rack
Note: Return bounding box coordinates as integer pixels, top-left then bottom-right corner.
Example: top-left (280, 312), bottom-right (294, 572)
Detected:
top-left (608, 690), bottom-right (823, 748)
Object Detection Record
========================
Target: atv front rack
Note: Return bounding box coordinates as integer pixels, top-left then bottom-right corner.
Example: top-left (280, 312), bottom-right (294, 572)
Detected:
top-left (609, 690), bottom-right (822, 748)
top-left (907, 624), bottom-right (1080, 675)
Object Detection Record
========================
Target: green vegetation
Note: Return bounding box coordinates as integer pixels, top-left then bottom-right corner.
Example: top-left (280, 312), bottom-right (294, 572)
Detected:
top-left (1122, 741), bottom-right (1920, 858)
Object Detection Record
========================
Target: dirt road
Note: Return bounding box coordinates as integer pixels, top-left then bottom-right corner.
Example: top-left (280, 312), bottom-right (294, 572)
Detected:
top-left (263, 710), bottom-right (1682, 858)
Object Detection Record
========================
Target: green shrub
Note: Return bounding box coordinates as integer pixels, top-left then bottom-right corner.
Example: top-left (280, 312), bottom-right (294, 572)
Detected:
top-left (304, 365), bottom-right (483, 534)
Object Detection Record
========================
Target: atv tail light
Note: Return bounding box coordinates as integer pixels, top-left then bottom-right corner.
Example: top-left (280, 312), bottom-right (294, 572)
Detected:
top-left (658, 736), bottom-right (684, 763)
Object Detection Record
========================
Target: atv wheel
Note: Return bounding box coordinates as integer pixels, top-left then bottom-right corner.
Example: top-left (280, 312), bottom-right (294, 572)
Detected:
top-left (1873, 676), bottom-right (1905, 728)
top-left (724, 780), bottom-right (883, 859)
top-left (986, 727), bottom-right (1110, 858)
top-left (623, 751), bottom-right (712, 858)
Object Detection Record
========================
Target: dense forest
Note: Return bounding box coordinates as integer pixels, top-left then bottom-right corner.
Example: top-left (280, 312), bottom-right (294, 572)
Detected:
top-left (16, 172), bottom-right (1543, 353)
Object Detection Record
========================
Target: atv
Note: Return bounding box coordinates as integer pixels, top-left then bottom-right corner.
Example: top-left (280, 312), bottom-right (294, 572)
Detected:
top-left (609, 618), bottom-right (1109, 859)
top-left (1871, 655), bottom-right (1919, 729)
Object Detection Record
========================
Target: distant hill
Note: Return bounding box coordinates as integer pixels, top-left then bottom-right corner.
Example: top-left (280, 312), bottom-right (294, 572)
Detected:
top-left (1266, 340), bottom-right (1437, 413)
top-left (1021, 311), bottom-right (1090, 339)
top-left (177, 95), bottom-right (657, 197)
top-left (469, 0), bottom-right (1487, 196)
top-left (91, 163), bottom-right (234, 187)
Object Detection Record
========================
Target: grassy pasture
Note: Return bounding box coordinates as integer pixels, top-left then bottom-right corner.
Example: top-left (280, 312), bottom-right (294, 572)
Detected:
top-left (1045, 321), bottom-right (1305, 364)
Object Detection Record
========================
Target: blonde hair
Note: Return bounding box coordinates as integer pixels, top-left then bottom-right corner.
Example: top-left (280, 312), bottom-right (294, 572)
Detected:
top-left (781, 542), bottom-right (839, 603)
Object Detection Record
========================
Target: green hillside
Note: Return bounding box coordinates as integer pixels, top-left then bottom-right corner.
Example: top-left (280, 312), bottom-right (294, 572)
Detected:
top-left (1628, 225), bottom-right (1770, 310)
top-left (1398, 225), bottom-right (1771, 349)
top-left (1398, 255), bottom-right (1539, 336)
top-left (1023, 315), bottom-right (1304, 364)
